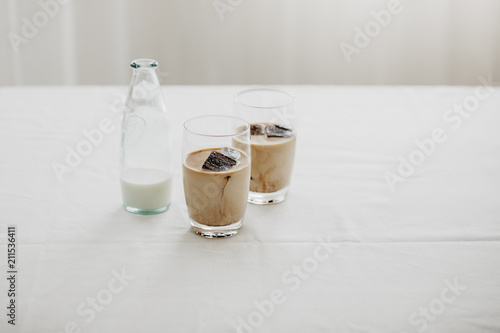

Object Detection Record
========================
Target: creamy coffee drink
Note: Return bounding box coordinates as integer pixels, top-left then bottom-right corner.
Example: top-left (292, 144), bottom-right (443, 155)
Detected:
top-left (183, 148), bottom-right (250, 227)
top-left (248, 123), bottom-right (296, 193)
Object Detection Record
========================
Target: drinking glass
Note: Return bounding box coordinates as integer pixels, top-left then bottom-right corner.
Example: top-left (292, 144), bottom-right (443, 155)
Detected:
top-left (182, 115), bottom-right (251, 238)
top-left (233, 88), bottom-right (297, 204)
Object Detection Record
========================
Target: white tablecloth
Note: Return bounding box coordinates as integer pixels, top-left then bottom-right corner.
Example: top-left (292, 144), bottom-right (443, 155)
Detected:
top-left (0, 85), bottom-right (499, 333)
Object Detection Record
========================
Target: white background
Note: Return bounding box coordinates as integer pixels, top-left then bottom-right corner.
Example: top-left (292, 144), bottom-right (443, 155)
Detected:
top-left (1, 0), bottom-right (500, 86)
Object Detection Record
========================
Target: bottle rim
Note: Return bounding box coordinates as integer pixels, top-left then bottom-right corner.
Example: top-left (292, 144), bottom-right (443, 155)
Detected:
top-left (130, 59), bottom-right (158, 69)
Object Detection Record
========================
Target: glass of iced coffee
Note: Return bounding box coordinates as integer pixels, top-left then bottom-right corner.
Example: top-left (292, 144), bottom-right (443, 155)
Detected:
top-left (182, 115), bottom-right (251, 238)
top-left (234, 88), bottom-right (296, 204)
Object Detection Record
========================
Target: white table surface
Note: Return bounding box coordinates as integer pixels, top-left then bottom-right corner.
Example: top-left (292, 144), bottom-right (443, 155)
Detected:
top-left (0, 85), bottom-right (499, 333)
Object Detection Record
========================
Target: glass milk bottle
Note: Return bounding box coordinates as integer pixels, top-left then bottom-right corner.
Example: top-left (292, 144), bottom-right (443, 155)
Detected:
top-left (120, 59), bottom-right (173, 214)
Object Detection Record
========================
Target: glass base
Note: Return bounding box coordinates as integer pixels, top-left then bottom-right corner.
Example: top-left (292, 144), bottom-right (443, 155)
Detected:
top-left (190, 219), bottom-right (243, 238)
top-left (248, 187), bottom-right (289, 205)
top-left (123, 203), bottom-right (170, 215)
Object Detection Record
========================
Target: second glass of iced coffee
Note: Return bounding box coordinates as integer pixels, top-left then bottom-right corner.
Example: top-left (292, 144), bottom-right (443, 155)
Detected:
top-left (182, 115), bottom-right (251, 238)
top-left (234, 88), bottom-right (297, 204)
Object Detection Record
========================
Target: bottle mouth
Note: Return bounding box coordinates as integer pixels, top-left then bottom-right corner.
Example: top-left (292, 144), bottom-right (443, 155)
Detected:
top-left (130, 59), bottom-right (158, 69)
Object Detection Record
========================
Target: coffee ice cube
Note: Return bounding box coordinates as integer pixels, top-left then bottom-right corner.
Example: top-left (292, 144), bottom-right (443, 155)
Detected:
top-left (266, 124), bottom-right (293, 138)
top-left (202, 151), bottom-right (237, 171)
top-left (250, 123), bottom-right (266, 135)
top-left (218, 147), bottom-right (241, 160)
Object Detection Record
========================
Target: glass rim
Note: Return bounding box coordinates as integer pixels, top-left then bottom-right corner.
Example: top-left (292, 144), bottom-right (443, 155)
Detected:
top-left (183, 115), bottom-right (250, 137)
top-left (233, 87), bottom-right (296, 109)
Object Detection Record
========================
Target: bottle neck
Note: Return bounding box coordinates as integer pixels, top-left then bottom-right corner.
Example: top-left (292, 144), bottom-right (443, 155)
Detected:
top-left (124, 59), bottom-right (165, 113)
top-left (130, 68), bottom-right (159, 86)
top-left (125, 69), bottom-right (164, 111)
